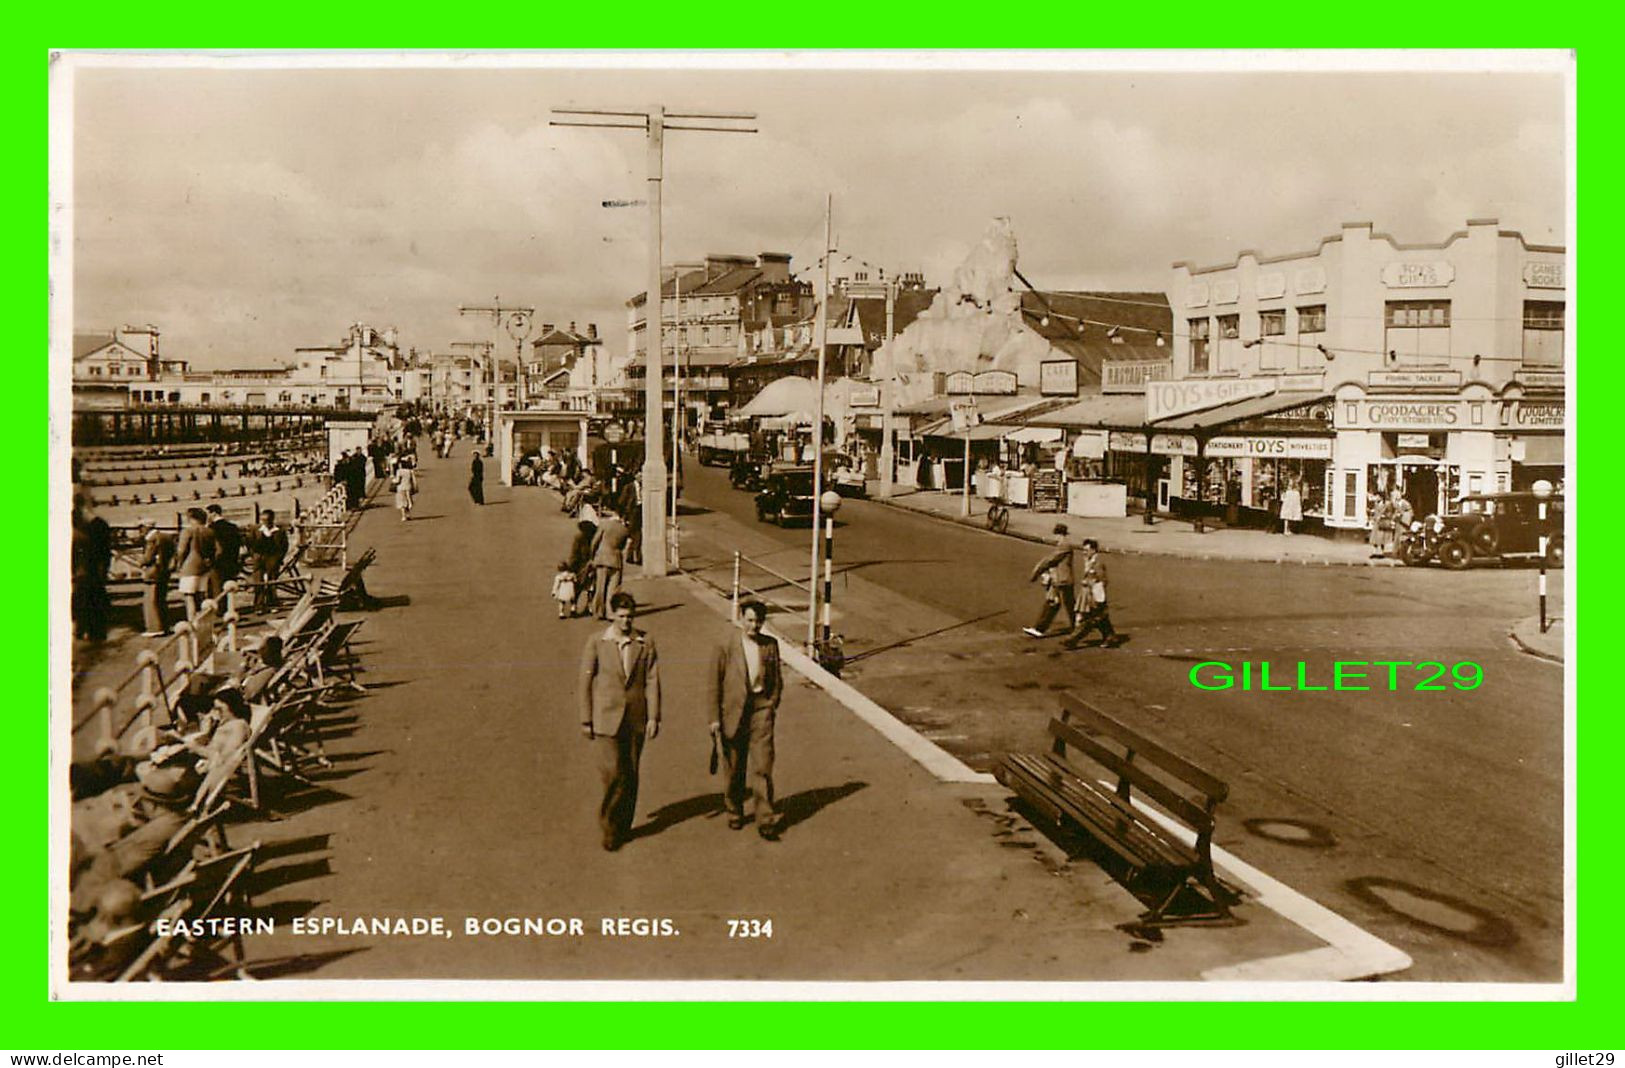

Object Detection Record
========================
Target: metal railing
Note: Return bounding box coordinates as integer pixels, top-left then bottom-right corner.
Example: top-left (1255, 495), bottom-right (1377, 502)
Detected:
top-left (73, 583), bottom-right (241, 749)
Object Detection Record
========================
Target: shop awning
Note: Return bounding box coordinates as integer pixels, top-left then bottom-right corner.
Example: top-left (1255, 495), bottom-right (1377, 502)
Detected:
top-left (919, 419), bottom-right (1011, 441)
top-left (1005, 425), bottom-right (1064, 443)
top-left (1516, 435), bottom-right (1565, 465)
top-left (1151, 391), bottom-right (1329, 432)
top-left (1012, 393), bottom-right (1148, 429)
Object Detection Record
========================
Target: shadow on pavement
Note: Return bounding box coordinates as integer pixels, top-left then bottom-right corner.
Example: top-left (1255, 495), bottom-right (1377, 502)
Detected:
top-left (778, 780), bottom-right (868, 832)
top-left (630, 792), bottom-right (726, 840)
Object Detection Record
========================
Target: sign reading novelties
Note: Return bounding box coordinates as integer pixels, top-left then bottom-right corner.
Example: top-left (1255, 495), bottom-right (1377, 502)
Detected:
top-left (1145, 377), bottom-right (1277, 423)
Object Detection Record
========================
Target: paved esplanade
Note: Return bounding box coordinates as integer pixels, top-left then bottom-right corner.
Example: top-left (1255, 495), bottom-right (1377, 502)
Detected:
top-left (241, 441), bottom-right (1321, 981)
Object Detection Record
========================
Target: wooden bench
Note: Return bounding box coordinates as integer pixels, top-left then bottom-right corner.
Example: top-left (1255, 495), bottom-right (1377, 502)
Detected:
top-left (994, 693), bottom-right (1235, 926)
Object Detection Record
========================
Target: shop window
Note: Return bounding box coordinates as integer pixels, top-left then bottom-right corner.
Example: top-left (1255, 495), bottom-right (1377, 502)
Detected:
top-left (1343, 470), bottom-right (1359, 521)
top-left (1522, 300), bottom-right (1564, 368)
top-left (1384, 300), bottom-right (1451, 365)
top-left (1188, 317), bottom-right (1210, 374)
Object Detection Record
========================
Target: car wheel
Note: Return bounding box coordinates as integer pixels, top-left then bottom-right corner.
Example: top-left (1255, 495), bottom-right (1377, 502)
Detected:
top-left (1546, 536), bottom-right (1565, 568)
top-left (1470, 520), bottom-right (1500, 556)
top-left (1397, 539), bottom-right (1418, 566)
top-left (1439, 538), bottom-right (1474, 571)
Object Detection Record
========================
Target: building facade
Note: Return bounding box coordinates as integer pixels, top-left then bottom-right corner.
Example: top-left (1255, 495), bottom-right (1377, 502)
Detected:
top-left (625, 252), bottom-right (815, 424)
top-left (1164, 218), bottom-right (1565, 530)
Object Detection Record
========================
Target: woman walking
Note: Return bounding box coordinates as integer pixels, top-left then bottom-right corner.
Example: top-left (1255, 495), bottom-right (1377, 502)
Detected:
top-left (394, 454), bottom-right (417, 521)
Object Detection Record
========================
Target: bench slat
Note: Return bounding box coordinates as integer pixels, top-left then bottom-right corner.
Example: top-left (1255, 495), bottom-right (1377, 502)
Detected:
top-left (1048, 718), bottom-right (1215, 834)
top-left (1000, 754), bottom-right (1193, 870)
top-left (1030, 753), bottom-right (1196, 868)
top-left (1060, 693), bottom-right (1229, 802)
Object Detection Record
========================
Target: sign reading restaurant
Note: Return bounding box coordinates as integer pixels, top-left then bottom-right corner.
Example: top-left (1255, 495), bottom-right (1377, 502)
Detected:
top-left (1145, 377), bottom-right (1277, 423)
top-left (1102, 359), bottom-right (1173, 394)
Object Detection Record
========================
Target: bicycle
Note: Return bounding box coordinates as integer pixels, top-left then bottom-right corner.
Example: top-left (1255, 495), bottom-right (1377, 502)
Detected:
top-left (985, 497), bottom-right (1011, 534)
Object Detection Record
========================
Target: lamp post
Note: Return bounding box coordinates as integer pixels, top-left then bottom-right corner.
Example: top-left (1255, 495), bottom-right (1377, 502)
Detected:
top-left (1532, 478), bottom-right (1553, 633)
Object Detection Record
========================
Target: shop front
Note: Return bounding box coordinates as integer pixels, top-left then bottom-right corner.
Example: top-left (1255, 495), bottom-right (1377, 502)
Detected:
top-left (1325, 386), bottom-right (1507, 529)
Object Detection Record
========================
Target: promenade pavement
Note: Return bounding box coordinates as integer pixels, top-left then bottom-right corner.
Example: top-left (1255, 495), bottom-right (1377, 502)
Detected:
top-left (868, 484), bottom-right (1401, 568)
top-left (228, 441), bottom-right (1341, 983)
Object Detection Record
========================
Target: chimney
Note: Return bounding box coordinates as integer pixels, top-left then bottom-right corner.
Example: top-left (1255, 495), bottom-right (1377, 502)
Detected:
top-left (587, 323), bottom-right (598, 340)
top-left (569, 321), bottom-right (577, 334)
top-left (542, 323), bottom-right (554, 335)
top-left (758, 252), bottom-right (792, 285)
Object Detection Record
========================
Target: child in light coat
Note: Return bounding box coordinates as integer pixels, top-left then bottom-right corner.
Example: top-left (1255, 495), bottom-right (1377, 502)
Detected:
top-left (550, 561), bottom-right (577, 619)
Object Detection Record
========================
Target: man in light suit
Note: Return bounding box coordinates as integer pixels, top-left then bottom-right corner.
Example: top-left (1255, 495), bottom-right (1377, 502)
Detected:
top-left (578, 591), bottom-right (662, 851)
top-left (707, 600), bottom-right (785, 841)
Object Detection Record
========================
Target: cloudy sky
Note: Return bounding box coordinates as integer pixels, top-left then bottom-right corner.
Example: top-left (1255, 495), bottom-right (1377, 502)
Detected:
top-left (64, 53), bottom-right (1568, 369)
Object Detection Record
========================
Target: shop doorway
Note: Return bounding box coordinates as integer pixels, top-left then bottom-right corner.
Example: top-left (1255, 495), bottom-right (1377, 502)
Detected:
top-left (1400, 463), bottom-right (1439, 518)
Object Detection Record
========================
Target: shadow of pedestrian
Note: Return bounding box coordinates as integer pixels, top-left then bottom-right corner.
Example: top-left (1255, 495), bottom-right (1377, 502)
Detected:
top-left (776, 780), bottom-right (867, 833)
top-left (628, 792), bottom-right (726, 841)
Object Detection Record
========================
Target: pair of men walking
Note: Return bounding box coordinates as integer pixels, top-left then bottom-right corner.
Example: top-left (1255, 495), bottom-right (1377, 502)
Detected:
top-left (1023, 524), bottom-right (1123, 649)
top-left (577, 595), bottom-right (784, 852)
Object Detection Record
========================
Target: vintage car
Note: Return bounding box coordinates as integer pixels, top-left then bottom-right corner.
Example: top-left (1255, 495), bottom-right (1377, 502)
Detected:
top-left (754, 466), bottom-right (818, 526)
top-left (1426, 491), bottom-right (1564, 570)
top-left (825, 452), bottom-right (868, 499)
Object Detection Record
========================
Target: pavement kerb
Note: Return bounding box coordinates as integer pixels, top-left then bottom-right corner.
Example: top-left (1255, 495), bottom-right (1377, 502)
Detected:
top-left (864, 491), bottom-right (1404, 569)
top-left (672, 570), bottom-right (995, 786)
top-left (1509, 620), bottom-right (1565, 664)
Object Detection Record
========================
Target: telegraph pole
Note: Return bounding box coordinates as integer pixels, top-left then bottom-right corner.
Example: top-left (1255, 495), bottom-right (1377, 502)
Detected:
top-left (551, 104), bottom-right (757, 577)
top-left (806, 194), bottom-right (833, 656)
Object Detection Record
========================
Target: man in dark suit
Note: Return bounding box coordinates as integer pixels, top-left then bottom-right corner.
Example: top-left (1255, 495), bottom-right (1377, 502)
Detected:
top-left (468, 452), bottom-right (485, 505)
top-left (707, 600), bottom-right (786, 840)
top-left (205, 504), bottom-right (243, 603)
top-left (1023, 523), bottom-right (1077, 638)
top-left (249, 509), bottom-right (290, 612)
top-left (577, 591), bottom-right (662, 852)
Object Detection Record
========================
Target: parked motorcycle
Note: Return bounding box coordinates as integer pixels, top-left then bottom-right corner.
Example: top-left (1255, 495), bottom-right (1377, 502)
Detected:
top-left (1396, 514), bottom-right (1447, 566)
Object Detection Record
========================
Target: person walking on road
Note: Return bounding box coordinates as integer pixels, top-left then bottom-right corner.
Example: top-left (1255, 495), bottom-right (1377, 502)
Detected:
top-left (707, 600), bottom-right (786, 841)
top-left (468, 451), bottom-right (485, 505)
top-left (589, 509), bottom-right (630, 620)
top-left (1062, 539), bottom-right (1124, 649)
top-left (136, 518), bottom-right (176, 636)
top-left (1022, 523), bottom-right (1077, 638)
top-left (577, 591), bottom-right (662, 852)
top-left (568, 519), bottom-right (598, 617)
